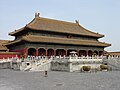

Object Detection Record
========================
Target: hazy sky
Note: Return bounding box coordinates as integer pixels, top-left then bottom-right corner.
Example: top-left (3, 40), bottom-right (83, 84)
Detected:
top-left (0, 0), bottom-right (120, 52)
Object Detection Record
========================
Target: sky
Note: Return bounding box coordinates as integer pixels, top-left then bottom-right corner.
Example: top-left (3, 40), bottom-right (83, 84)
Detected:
top-left (0, 0), bottom-right (120, 52)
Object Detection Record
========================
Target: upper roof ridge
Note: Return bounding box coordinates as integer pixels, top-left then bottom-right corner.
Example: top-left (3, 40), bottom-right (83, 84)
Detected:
top-left (35, 16), bottom-right (77, 25)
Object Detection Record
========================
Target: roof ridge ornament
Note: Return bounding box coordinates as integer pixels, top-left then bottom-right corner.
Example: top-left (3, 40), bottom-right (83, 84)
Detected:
top-left (35, 12), bottom-right (40, 18)
top-left (75, 20), bottom-right (79, 25)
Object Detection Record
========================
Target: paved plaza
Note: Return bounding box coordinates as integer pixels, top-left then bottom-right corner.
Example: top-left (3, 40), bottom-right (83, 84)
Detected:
top-left (0, 69), bottom-right (120, 90)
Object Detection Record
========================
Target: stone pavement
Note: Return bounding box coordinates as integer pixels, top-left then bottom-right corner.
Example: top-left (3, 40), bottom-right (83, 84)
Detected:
top-left (0, 69), bottom-right (120, 90)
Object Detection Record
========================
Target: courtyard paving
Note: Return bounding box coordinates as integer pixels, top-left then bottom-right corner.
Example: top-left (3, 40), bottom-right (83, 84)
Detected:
top-left (0, 69), bottom-right (120, 90)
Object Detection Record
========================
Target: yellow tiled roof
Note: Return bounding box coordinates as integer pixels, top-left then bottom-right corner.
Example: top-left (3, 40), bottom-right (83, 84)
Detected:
top-left (0, 52), bottom-right (21, 54)
top-left (105, 52), bottom-right (120, 56)
top-left (9, 16), bottom-right (104, 38)
top-left (0, 40), bottom-right (9, 51)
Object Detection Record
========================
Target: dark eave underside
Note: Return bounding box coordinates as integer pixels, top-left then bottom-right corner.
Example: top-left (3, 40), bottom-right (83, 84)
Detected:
top-left (6, 35), bottom-right (111, 47)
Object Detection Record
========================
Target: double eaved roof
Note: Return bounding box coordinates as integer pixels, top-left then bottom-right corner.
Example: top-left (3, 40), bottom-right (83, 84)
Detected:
top-left (7, 13), bottom-right (110, 47)
top-left (9, 13), bottom-right (104, 38)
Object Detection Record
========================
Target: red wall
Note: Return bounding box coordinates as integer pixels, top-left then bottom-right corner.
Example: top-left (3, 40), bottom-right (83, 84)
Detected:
top-left (0, 48), bottom-right (27, 59)
top-left (0, 54), bottom-right (20, 59)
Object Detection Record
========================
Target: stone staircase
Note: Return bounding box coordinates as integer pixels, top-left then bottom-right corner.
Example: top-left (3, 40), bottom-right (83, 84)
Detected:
top-left (20, 59), bottom-right (52, 71)
top-left (29, 60), bottom-right (51, 71)
top-left (103, 58), bottom-right (120, 71)
top-left (108, 61), bottom-right (120, 71)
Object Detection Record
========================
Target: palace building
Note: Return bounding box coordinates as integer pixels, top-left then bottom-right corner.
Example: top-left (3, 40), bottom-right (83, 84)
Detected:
top-left (0, 40), bottom-right (21, 59)
top-left (3, 13), bottom-right (110, 58)
top-left (104, 51), bottom-right (120, 57)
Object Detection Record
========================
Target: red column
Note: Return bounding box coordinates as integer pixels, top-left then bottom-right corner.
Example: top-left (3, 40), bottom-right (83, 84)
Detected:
top-left (77, 50), bottom-right (79, 56)
top-left (65, 48), bottom-right (67, 56)
top-left (54, 49), bottom-right (56, 56)
top-left (45, 48), bottom-right (47, 56)
top-left (24, 48), bottom-right (28, 58)
top-left (86, 50), bottom-right (88, 56)
top-left (36, 48), bottom-right (38, 56)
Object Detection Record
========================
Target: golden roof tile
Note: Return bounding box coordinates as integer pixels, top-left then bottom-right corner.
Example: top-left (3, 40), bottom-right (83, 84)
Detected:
top-left (0, 40), bottom-right (9, 51)
top-left (0, 52), bottom-right (21, 54)
top-left (9, 16), bottom-right (104, 38)
top-left (107, 52), bottom-right (120, 56)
